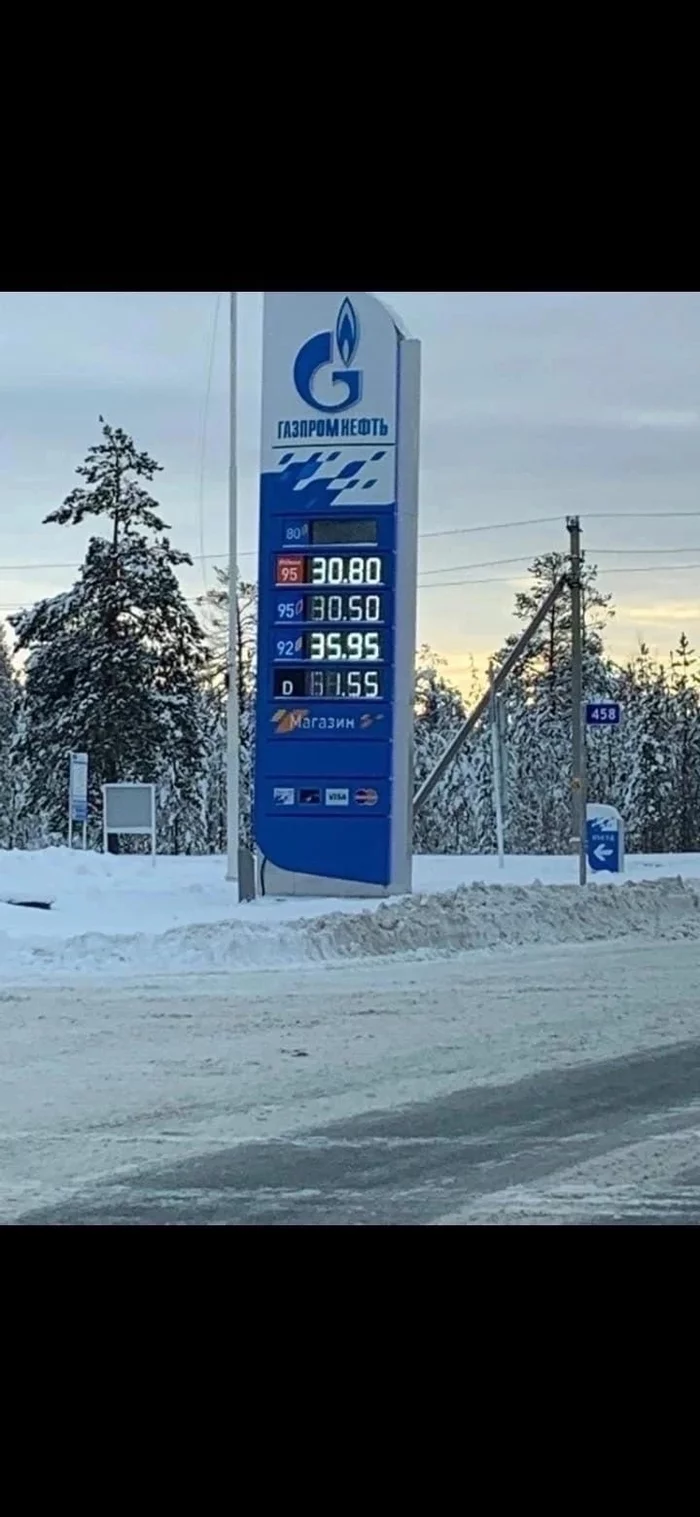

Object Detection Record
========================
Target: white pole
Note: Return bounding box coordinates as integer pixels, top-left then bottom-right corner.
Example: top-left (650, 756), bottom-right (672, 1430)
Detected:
top-left (226, 291), bottom-right (240, 882)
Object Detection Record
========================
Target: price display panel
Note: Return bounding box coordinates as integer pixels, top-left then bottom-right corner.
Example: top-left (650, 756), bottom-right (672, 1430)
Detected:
top-left (276, 591), bottom-right (386, 624)
top-left (269, 531), bottom-right (391, 708)
top-left (273, 630), bottom-right (386, 663)
top-left (274, 552), bottom-right (387, 586)
top-left (273, 667), bottom-right (385, 699)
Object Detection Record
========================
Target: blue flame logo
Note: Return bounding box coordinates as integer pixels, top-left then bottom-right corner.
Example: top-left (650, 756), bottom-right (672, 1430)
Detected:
top-left (335, 298), bottom-right (359, 368)
top-left (293, 296), bottom-right (363, 413)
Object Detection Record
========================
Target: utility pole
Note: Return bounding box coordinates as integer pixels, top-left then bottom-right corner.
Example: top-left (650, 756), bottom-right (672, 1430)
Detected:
top-left (568, 515), bottom-right (587, 885)
top-left (414, 574), bottom-right (568, 818)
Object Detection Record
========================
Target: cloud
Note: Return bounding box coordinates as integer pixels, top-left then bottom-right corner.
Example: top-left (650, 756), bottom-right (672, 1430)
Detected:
top-left (620, 410), bottom-right (700, 431)
top-left (615, 601), bottom-right (700, 625)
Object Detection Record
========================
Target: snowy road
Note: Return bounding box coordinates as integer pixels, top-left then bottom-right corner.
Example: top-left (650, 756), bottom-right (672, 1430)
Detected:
top-left (5, 936), bottom-right (700, 1224)
top-left (19, 1041), bottom-right (700, 1226)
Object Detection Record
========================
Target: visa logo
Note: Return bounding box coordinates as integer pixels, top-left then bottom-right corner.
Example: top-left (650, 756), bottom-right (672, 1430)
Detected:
top-left (325, 788), bottom-right (349, 807)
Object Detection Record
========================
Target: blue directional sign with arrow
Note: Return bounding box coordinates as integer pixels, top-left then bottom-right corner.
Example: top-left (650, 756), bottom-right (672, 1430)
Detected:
top-left (586, 805), bottom-right (624, 874)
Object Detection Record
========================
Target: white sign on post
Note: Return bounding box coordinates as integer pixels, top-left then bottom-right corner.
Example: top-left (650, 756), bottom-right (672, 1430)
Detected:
top-left (102, 783), bottom-right (156, 862)
top-left (69, 751), bottom-right (89, 849)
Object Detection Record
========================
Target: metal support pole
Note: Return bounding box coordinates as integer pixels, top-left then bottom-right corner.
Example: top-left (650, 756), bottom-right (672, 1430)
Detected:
top-left (568, 515), bottom-right (587, 885)
top-left (413, 574), bottom-right (568, 818)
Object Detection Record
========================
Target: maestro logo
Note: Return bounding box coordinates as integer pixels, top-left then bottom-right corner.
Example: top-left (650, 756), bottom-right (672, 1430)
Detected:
top-left (292, 297), bottom-right (362, 414)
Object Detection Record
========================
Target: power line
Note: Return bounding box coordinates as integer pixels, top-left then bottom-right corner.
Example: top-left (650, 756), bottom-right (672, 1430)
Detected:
top-left (420, 554), bottom-right (536, 576)
top-left (418, 574), bottom-right (531, 590)
top-left (1, 593), bottom-right (230, 611)
top-left (597, 562), bottom-right (700, 576)
top-left (418, 561), bottom-right (700, 590)
top-left (584, 510), bottom-right (700, 520)
top-left (419, 515), bottom-right (562, 539)
top-left (421, 547), bottom-right (700, 580)
top-left (589, 545), bottom-right (700, 555)
top-left (412, 510), bottom-right (700, 541)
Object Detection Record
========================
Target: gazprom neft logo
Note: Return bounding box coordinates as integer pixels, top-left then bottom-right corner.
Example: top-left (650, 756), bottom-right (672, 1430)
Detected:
top-left (293, 298), bottom-right (362, 414)
top-left (276, 296), bottom-right (391, 441)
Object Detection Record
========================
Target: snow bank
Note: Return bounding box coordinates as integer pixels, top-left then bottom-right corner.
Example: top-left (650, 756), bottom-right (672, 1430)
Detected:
top-left (3, 875), bottom-right (700, 982)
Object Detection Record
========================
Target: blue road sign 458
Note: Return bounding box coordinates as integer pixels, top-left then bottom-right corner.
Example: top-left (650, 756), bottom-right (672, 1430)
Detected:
top-left (585, 702), bottom-right (621, 727)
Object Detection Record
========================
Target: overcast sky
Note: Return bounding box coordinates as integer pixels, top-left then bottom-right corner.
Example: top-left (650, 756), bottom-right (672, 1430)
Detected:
top-left (2, 290), bottom-right (700, 688)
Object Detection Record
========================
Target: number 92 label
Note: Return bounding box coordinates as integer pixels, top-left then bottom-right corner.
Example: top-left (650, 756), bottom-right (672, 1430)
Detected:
top-left (274, 634), bottom-right (304, 660)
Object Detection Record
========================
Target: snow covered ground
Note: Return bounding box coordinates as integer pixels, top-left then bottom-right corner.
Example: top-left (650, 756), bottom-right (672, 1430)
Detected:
top-left (2, 845), bottom-right (700, 981)
top-left (3, 846), bottom-right (700, 1221)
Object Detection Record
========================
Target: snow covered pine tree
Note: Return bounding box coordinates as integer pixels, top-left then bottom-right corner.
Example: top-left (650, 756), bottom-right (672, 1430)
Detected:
top-left (413, 645), bottom-right (472, 853)
top-left (10, 419), bottom-right (208, 851)
top-left (493, 553), bottom-right (613, 854)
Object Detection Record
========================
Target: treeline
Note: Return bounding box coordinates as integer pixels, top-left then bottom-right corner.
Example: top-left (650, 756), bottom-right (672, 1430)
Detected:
top-left (1, 421), bottom-right (698, 857)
